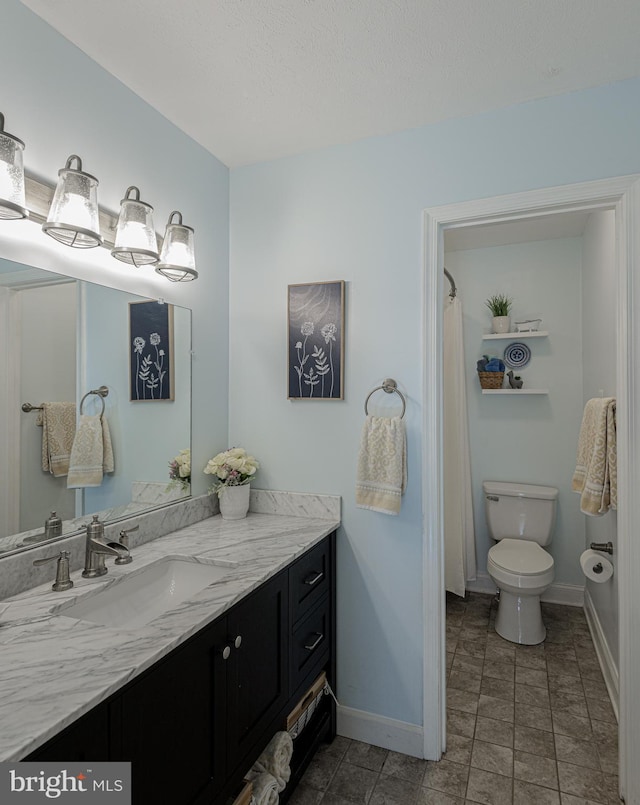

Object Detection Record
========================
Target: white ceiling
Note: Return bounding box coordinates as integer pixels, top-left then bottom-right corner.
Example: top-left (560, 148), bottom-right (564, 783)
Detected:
top-left (20, 0), bottom-right (640, 168)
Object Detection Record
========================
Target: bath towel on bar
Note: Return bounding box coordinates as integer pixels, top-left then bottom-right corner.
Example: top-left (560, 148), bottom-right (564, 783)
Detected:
top-left (36, 402), bottom-right (76, 477)
top-left (245, 731), bottom-right (293, 792)
top-left (67, 414), bottom-right (115, 488)
top-left (572, 397), bottom-right (617, 515)
top-left (356, 415), bottom-right (407, 515)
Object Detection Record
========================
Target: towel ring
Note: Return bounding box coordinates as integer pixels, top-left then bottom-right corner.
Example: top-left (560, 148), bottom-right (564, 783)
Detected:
top-left (364, 378), bottom-right (406, 419)
top-left (79, 385), bottom-right (109, 418)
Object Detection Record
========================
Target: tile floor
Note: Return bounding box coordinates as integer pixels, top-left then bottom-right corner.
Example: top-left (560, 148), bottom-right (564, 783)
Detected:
top-left (290, 592), bottom-right (620, 804)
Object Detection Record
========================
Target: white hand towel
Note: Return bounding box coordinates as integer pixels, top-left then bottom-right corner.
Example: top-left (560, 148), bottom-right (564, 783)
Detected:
top-left (67, 414), bottom-right (115, 488)
top-left (36, 402), bottom-right (76, 477)
top-left (572, 397), bottom-right (617, 515)
top-left (249, 772), bottom-right (279, 805)
top-left (356, 415), bottom-right (407, 515)
top-left (246, 731), bottom-right (293, 793)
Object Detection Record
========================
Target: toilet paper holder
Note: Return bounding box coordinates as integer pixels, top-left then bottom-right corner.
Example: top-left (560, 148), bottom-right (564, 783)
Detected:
top-left (590, 541), bottom-right (614, 555)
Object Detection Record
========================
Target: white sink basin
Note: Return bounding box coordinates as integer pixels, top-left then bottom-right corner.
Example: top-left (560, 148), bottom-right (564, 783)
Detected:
top-left (54, 556), bottom-right (235, 630)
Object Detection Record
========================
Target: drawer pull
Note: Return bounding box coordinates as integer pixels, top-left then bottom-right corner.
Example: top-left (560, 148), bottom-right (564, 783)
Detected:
top-left (234, 635), bottom-right (242, 649)
top-left (304, 570), bottom-right (324, 587)
top-left (222, 646), bottom-right (231, 660)
top-left (304, 632), bottom-right (324, 651)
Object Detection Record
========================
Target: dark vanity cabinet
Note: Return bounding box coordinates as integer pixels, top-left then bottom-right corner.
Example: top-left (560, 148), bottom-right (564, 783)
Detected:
top-left (25, 532), bottom-right (336, 805)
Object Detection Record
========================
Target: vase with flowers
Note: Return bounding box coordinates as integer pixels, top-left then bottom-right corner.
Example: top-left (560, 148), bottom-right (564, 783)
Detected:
top-left (204, 447), bottom-right (260, 520)
top-left (167, 448), bottom-right (191, 494)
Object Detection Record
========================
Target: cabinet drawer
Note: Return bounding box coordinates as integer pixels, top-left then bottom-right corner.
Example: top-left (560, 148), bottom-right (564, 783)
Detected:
top-left (291, 595), bottom-right (330, 692)
top-left (290, 537), bottom-right (331, 624)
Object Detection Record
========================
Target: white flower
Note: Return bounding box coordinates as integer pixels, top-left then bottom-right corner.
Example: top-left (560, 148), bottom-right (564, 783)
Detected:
top-left (301, 322), bottom-right (314, 336)
top-left (150, 333), bottom-right (161, 346)
top-left (295, 341), bottom-right (302, 349)
top-left (203, 447), bottom-right (260, 496)
top-left (321, 323), bottom-right (337, 343)
top-left (133, 336), bottom-right (145, 353)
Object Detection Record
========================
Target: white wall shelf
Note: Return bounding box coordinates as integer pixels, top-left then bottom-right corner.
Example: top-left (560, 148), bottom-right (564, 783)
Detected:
top-left (482, 389), bottom-right (549, 395)
top-left (482, 330), bottom-right (548, 340)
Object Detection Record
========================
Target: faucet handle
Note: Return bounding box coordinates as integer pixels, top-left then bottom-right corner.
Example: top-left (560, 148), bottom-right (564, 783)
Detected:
top-left (33, 550), bottom-right (74, 592)
top-left (115, 526), bottom-right (137, 565)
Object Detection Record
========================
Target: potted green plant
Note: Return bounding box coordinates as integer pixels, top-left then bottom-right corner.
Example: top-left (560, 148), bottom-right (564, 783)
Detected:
top-left (485, 293), bottom-right (513, 334)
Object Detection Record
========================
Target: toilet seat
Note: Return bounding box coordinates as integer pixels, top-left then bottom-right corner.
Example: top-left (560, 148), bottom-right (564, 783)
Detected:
top-left (488, 538), bottom-right (554, 576)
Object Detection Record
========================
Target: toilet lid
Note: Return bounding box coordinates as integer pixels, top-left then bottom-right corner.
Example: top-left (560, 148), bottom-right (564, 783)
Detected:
top-left (489, 539), bottom-right (554, 576)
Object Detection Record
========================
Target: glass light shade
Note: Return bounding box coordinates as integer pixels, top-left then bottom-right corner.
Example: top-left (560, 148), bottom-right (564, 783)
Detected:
top-left (0, 113), bottom-right (28, 220)
top-left (155, 211), bottom-right (198, 282)
top-left (111, 186), bottom-right (159, 266)
top-left (42, 155), bottom-right (102, 248)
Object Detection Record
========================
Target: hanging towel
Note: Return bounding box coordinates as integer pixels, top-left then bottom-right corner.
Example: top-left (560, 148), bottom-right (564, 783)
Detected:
top-left (356, 415), bottom-right (407, 515)
top-left (67, 414), bottom-right (115, 488)
top-left (572, 397), bottom-right (617, 516)
top-left (246, 732), bottom-right (293, 793)
top-left (36, 402), bottom-right (76, 477)
top-left (249, 773), bottom-right (279, 805)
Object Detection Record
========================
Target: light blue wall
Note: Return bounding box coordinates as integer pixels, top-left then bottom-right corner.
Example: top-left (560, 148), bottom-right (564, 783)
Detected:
top-left (582, 211), bottom-right (619, 668)
top-left (230, 78), bottom-right (640, 727)
top-left (446, 238), bottom-right (586, 586)
top-left (81, 284), bottom-right (191, 513)
top-left (0, 0), bottom-right (229, 495)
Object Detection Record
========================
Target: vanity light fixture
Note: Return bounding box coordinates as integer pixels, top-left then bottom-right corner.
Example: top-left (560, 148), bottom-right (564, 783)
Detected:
top-left (0, 112), bottom-right (28, 220)
top-left (42, 154), bottom-right (103, 248)
top-left (155, 211), bottom-right (198, 282)
top-left (111, 186), bottom-right (159, 266)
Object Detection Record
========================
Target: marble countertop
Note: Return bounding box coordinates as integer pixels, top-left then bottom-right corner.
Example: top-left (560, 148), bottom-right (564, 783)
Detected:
top-left (0, 509), bottom-right (339, 761)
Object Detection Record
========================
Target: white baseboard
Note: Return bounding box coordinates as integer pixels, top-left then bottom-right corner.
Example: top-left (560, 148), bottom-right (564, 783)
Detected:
top-left (466, 572), bottom-right (584, 607)
top-left (337, 705), bottom-right (424, 759)
top-left (584, 589), bottom-right (619, 720)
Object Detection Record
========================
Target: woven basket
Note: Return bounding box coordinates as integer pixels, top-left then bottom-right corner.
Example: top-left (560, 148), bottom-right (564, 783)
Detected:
top-left (477, 371), bottom-right (504, 390)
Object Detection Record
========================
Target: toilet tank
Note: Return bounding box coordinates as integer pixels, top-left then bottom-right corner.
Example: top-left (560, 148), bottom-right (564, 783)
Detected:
top-left (483, 481), bottom-right (558, 546)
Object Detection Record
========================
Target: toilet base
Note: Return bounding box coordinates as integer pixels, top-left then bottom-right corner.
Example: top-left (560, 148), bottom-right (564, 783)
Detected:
top-left (494, 589), bottom-right (546, 645)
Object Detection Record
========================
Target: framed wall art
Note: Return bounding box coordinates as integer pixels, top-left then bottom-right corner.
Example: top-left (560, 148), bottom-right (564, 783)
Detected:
top-left (129, 300), bottom-right (175, 401)
top-left (287, 280), bottom-right (345, 400)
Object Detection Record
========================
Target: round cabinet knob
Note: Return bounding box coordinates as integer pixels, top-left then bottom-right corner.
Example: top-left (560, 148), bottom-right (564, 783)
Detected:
top-left (222, 646), bottom-right (231, 660)
top-left (234, 635), bottom-right (242, 649)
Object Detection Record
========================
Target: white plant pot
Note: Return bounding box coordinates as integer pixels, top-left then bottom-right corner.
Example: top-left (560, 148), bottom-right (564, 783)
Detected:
top-left (219, 484), bottom-right (251, 520)
top-left (492, 315), bottom-right (511, 334)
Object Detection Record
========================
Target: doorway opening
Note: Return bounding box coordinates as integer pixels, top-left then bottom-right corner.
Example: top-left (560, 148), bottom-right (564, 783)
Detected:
top-left (422, 175), bottom-right (640, 803)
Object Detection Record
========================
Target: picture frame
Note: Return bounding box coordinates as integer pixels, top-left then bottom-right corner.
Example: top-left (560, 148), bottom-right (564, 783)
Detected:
top-left (287, 280), bottom-right (345, 400)
top-left (129, 300), bottom-right (175, 401)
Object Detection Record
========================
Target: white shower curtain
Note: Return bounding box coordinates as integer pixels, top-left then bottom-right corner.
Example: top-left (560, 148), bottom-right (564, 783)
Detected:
top-left (443, 295), bottom-right (476, 597)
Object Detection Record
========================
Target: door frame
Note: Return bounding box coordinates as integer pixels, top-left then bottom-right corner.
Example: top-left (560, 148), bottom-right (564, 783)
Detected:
top-left (422, 175), bottom-right (640, 801)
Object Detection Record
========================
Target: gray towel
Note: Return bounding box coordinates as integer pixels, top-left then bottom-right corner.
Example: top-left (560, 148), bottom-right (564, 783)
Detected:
top-left (36, 402), bottom-right (76, 477)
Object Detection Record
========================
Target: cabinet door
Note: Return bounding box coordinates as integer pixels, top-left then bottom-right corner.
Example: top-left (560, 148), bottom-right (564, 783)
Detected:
top-left (112, 617), bottom-right (228, 805)
top-left (25, 701), bottom-right (110, 762)
top-left (226, 570), bottom-right (288, 773)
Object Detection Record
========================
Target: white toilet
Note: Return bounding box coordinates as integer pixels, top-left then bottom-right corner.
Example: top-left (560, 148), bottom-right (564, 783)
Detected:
top-left (484, 481), bottom-right (558, 645)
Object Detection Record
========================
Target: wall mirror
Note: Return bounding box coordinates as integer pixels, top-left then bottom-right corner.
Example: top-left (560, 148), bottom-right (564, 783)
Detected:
top-left (0, 256), bottom-right (192, 557)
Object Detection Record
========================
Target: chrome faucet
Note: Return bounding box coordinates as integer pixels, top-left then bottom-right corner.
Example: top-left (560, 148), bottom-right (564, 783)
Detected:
top-left (82, 515), bottom-right (130, 578)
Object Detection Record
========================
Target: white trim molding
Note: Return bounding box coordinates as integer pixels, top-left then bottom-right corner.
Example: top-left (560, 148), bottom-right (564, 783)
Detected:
top-left (584, 589), bottom-right (620, 720)
top-left (422, 174), bottom-right (640, 802)
top-left (337, 705), bottom-right (424, 759)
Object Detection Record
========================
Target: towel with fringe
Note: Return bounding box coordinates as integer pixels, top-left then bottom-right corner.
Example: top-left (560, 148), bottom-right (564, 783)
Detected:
top-left (36, 402), bottom-right (76, 477)
top-left (356, 415), bottom-right (407, 515)
top-left (571, 397), bottom-right (617, 515)
top-left (245, 731), bottom-right (293, 793)
top-left (67, 414), bottom-right (115, 488)
top-left (248, 772), bottom-right (279, 805)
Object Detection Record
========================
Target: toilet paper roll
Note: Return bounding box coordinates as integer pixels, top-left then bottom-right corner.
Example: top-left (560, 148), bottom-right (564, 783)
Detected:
top-left (580, 549), bottom-right (613, 583)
